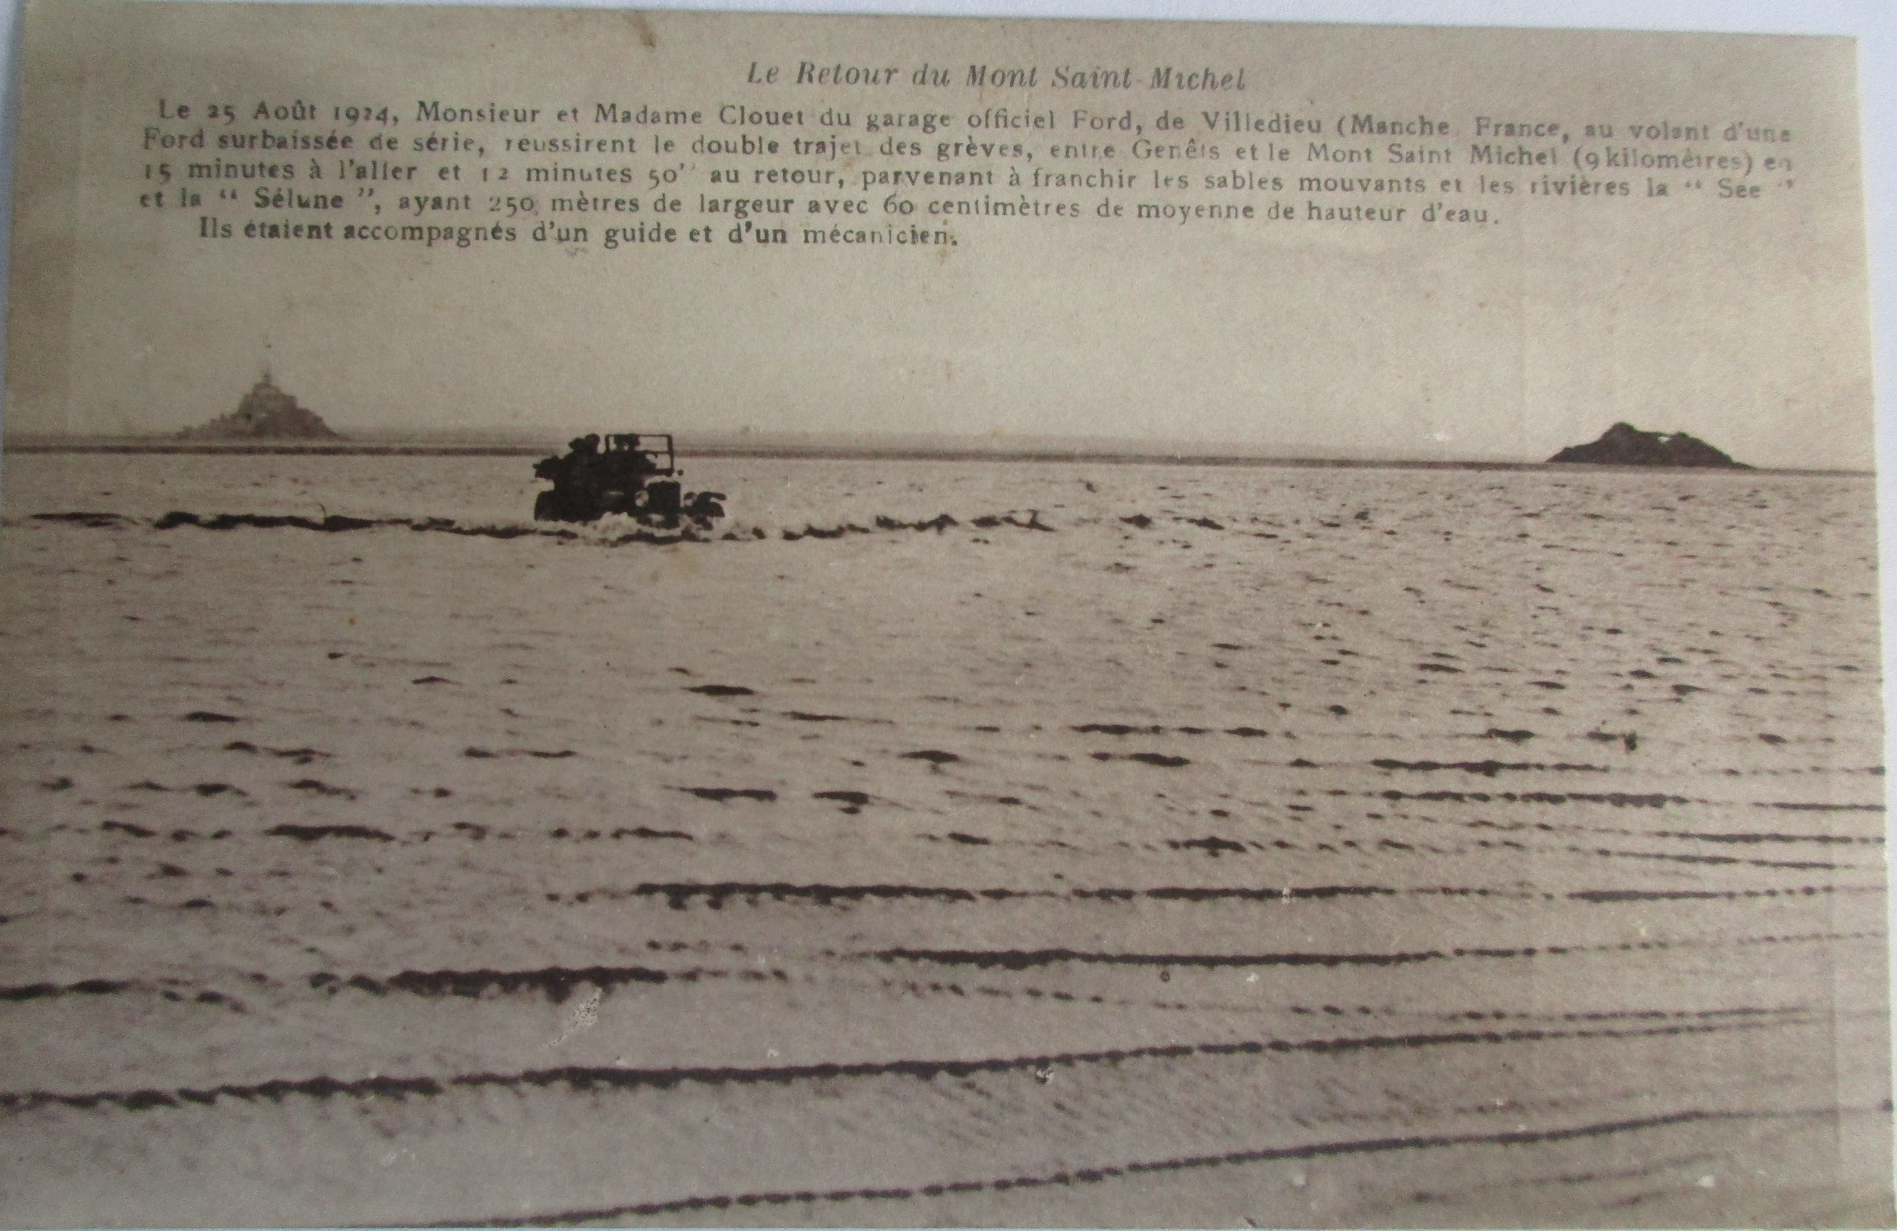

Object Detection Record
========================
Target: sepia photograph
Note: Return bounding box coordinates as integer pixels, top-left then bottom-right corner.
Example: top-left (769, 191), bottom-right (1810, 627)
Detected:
top-left (0, 1), bottom-right (1890, 1225)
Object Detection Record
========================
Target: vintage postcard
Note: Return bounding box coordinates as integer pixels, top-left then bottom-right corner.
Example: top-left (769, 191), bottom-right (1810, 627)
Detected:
top-left (0, 2), bottom-right (1888, 1225)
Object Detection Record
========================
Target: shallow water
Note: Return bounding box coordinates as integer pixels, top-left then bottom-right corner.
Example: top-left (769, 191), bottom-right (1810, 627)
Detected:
top-left (0, 454), bottom-right (1888, 1226)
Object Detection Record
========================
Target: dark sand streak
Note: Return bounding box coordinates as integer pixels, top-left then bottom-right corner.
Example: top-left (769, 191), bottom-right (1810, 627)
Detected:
top-left (859, 929), bottom-right (1881, 970)
top-left (0, 1015), bottom-right (1812, 1115)
top-left (438, 1104), bottom-right (1858, 1228)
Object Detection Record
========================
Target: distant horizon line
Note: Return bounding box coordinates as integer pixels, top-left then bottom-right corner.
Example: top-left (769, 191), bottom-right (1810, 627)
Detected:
top-left (0, 432), bottom-right (1867, 477)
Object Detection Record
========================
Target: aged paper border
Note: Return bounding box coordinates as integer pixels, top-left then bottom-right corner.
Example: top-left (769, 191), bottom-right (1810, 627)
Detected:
top-left (0, 1), bottom-right (1889, 1225)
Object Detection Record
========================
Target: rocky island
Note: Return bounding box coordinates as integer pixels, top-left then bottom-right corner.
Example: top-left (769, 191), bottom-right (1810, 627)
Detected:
top-left (178, 373), bottom-right (341, 440)
top-left (1549, 421), bottom-right (1748, 468)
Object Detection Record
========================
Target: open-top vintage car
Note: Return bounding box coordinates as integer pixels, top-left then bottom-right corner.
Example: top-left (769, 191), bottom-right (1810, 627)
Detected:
top-left (532, 433), bottom-right (725, 528)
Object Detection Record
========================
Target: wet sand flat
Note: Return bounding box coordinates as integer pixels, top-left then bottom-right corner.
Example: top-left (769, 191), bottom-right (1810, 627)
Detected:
top-left (0, 454), bottom-right (1888, 1226)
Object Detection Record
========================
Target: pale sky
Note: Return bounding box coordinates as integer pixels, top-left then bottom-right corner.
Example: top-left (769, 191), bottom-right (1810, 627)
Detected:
top-left (4, 1), bottom-right (1879, 468)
